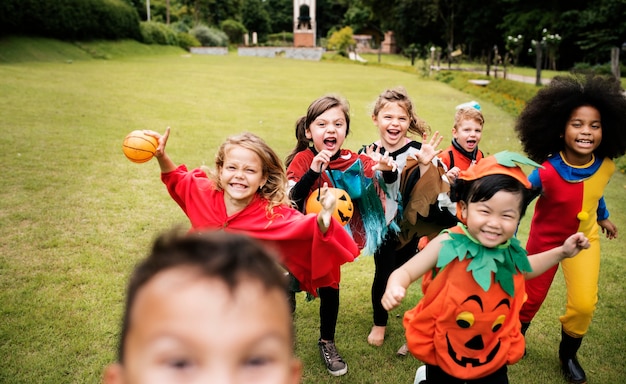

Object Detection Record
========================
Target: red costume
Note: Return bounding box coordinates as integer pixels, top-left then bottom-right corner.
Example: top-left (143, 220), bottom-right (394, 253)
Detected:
top-left (287, 148), bottom-right (391, 253)
top-left (162, 165), bottom-right (359, 294)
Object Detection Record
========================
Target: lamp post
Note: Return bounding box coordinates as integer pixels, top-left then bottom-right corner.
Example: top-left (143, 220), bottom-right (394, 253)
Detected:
top-left (429, 46), bottom-right (436, 76)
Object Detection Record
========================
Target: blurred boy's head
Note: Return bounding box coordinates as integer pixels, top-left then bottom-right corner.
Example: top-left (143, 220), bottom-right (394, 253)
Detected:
top-left (453, 105), bottom-right (484, 153)
top-left (104, 229), bottom-right (302, 384)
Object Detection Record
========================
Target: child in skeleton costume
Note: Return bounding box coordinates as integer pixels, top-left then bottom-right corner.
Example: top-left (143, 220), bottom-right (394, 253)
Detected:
top-left (359, 87), bottom-right (445, 349)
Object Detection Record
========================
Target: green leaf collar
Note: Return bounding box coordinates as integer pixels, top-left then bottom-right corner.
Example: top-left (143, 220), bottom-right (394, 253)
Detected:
top-left (437, 224), bottom-right (532, 296)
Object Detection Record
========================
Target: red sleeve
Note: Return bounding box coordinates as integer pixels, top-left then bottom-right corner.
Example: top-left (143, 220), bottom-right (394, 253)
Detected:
top-left (222, 201), bottom-right (359, 294)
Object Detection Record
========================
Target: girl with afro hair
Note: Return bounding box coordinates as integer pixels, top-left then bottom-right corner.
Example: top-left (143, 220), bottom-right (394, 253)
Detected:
top-left (515, 75), bottom-right (626, 384)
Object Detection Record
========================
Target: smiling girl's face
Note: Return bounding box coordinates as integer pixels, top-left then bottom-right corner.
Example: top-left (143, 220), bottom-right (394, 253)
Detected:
top-left (306, 106), bottom-right (348, 156)
top-left (562, 105), bottom-right (602, 166)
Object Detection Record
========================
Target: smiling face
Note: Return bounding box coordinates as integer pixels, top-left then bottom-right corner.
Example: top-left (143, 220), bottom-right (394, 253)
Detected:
top-left (460, 190), bottom-right (522, 248)
top-left (305, 106), bottom-right (348, 156)
top-left (453, 118), bottom-right (483, 153)
top-left (219, 145), bottom-right (267, 214)
top-left (562, 105), bottom-right (602, 165)
top-left (372, 101), bottom-right (410, 152)
top-left (105, 267), bottom-right (301, 384)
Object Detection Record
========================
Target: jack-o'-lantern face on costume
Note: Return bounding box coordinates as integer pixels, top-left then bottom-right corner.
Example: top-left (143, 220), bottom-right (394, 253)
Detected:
top-left (306, 188), bottom-right (353, 226)
top-left (435, 267), bottom-right (523, 378)
top-left (407, 255), bottom-right (528, 380)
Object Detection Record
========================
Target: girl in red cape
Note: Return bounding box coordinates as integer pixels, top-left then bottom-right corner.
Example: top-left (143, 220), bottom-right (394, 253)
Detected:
top-left (382, 151), bottom-right (590, 383)
top-left (145, 128), bottom-right (359, 296)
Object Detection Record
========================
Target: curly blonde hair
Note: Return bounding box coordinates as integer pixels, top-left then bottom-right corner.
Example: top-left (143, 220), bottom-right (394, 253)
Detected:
top-left (371, 86), bottom-right (430, 137)
top-left (206, 132), bottom-right (292, 216)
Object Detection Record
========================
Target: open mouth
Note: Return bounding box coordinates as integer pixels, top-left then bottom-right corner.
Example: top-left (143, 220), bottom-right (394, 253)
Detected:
top-left (324, 137), bottom-right (337, 148)
top-left (387, 129), bottom-right (401, 139)
top-left (575, 139), bottom-right (593, 146)
top-left (446, 333), bottom-right (500, 367)
top-left (229, 183), bottom-right (248, 191)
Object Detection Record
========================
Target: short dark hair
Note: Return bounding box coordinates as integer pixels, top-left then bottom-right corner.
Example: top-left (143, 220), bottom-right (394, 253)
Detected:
top-left (452, 174), bottom-right (540, 218)
top-left (116, 229), bottom-right (289, 363)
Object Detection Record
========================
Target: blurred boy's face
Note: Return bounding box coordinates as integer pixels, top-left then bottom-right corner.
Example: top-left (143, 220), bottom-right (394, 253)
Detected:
top-left (104, 267), bottom-right (301, 384)
top-left (453, 118), bottom-right (483, 153)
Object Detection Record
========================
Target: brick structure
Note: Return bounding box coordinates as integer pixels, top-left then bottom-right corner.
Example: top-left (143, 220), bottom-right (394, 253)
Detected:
top-left (293, 0), bottom-right (316, 47)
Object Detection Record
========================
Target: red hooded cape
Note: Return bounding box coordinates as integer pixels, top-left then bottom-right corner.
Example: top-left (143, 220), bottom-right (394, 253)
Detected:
top-left (162, 165), bottom-right (359, 294)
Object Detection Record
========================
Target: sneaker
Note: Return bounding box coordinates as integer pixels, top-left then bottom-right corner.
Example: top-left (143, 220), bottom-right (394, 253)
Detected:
top-left (318, 339), bottom-right (348, 376)
top-left (414, 365), bottom-right (426, 384)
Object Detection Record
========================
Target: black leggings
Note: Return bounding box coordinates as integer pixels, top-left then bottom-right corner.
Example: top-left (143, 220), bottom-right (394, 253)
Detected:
top-left (289, 280), bottom-right (339, 341)
top-left (371, 235), bottom-right (418, 326)
top-left (424, 365), bottom-right (508, 384)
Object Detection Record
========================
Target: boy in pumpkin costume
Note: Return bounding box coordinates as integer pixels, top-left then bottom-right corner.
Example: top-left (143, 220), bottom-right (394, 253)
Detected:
top-left (382, 152), bottom-right (590, 383)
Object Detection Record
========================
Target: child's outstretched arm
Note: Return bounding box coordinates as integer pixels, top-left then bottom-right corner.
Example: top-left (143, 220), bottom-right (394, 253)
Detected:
top-left (316, 183), bottom-right (337, 234)
top-left (525, 232), bottom-right (590, 279)
top-left (381, 234), bottom-right (446, 311)
top-left (598, 219), bottom-right (618, 239)
top-left (144, 127), bottom-right (177, 173)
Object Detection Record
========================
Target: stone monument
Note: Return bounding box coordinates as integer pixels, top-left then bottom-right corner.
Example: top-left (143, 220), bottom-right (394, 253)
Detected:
top-left (293, 0), bottom-right (315, 47)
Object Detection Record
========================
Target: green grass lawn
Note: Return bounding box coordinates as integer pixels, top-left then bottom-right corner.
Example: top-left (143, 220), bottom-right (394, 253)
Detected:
top-left (1, 37), bottom-right (625, 384)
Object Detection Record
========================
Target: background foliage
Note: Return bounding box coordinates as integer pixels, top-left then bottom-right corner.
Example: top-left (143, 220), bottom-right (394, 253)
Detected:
top-left (2, 0), bottom-right (625, 73)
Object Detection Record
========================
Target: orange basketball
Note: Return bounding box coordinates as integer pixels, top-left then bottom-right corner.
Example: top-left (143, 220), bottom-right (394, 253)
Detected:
top-left (305, 188), bottom-right (353, 226)
top-left (122, 130), bottom-right (158, 163)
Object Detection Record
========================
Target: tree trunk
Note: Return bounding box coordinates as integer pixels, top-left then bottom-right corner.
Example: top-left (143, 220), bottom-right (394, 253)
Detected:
top-left (166, 0), bottom-right (170, 25)
top-left (611, 47), bottom-right (620, 81)
top-left (535, 41), bottom-right (542, 86)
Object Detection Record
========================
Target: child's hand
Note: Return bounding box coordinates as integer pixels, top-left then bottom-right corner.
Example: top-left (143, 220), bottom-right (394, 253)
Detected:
top-left (381, 285), bottom-right (406, 311)
top-left (318, 183), bottom-right (336, 230)
top-left (372, 151), bottom-right (398, 172)
top-left (446, 166), bottom-right (461, 183)
top-left (411, 131), bottom-right (443, 165)
top-left (311, 149), bottom-right (332, 173)
top-left (561, 232), bottom-right (590, 259)
top-left (598, 219), bottom-right (618, 239)
top-left (143, 127), bottom-right (170, 158)
top-left (364, 144), bottom-right (383, 162)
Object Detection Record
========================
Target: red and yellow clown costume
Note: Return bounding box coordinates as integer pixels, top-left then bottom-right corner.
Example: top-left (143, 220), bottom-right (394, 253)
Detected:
top-left (405, 151), bottom-right (540, 380)
top-left (519, 152), bottom-right (615, 337)
top-left (162, 165), bottom-right (360, 295)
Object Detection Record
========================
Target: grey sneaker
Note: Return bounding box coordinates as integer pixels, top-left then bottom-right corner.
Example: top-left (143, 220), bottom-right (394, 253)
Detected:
top-left (318, 339), bottom-right (348, 376)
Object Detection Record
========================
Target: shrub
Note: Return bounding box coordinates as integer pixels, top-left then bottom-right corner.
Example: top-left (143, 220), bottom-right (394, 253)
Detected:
top-left (571, 62), bottom-right (626, 77)
top-left (435, 71), bottom-right (539, 116)
top-left (327, 26), bottom-right (355, 57)
top-left (266, 31), bottom-right (293, 46)
top-left (220, 19), bottom-right (247, 46)
top-left (190, 25), bottom-right (228, 47)
top-left (0, 0), bottom-right (141, 40)
top-left (140, 21), bottom-right (178, 45)
top-left (177, 32), bottom-right (201, 50)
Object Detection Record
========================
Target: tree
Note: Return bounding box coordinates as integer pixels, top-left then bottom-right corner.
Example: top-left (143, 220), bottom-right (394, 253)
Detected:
top-left (242, 0), bottom-right (271, 41)
top-left (266, 0), bottom-right (293, 33)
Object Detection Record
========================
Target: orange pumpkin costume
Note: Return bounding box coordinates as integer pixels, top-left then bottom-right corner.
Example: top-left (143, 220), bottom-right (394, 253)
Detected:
top-left (404, 151), bottom-right (541, 380)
